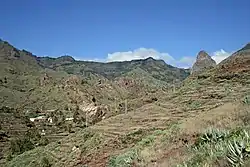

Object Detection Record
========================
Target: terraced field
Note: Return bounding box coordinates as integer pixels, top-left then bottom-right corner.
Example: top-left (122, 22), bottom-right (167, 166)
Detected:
top-left (2, 40), bottom-right (250, 167)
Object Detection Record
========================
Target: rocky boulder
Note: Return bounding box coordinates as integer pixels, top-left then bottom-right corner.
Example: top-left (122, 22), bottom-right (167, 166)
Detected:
top-left (79, 103), bottom-right (108, 125)
top-left (191, 51), bottom-right (216, 74)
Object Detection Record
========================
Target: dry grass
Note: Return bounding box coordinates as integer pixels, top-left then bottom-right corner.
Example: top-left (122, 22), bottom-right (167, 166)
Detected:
top-left (5, 68), bottom-right (250, 167)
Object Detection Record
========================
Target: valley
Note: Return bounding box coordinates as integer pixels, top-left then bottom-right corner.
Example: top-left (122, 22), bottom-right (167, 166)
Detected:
top-left (1, 40), bottom-right (250, 167)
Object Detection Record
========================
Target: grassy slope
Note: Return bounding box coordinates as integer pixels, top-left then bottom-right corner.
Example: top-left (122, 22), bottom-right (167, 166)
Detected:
top-left (0, 40), bottom-right (191, 166)
top-left (39, 56), bottom-right (189, 84)
top-left (6, 63), bottom-right (250, 167)
top-left (4, 41), bottom-right (250, 167)
top-left (0, 40), bottom-right (189, 111)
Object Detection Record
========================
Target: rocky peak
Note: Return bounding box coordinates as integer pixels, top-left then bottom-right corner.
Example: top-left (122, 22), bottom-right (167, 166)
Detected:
top-left (57, 55), bottom-right (75, 62)
top-left (142, 57), bottom-right (167, 66)
top-left (144, 57), bottom-right (155, 61)
top-left (191, 50), bottom-right (216, 74)
top-left (197, 51), bottom-right (210, 60)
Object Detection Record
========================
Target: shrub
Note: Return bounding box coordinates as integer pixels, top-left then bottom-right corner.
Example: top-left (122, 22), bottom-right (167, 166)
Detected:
top-left (194, 128), bottom-right (229, 146)
top-left (108, 149), bottom-right (139, 167)
top-left (189, 101), bottom-right (201, 109)
top-left (227, 130), bottom-right (250, 166)
top-left (138, 135), bottom-right (155, 147)
top-left (243, 95), bottom-right (250, 105)
top-left (8, 128), bottom-right (49, 160)
top-left (178, 128), bottom-right (250, 167)
top-left (0, 106), bottom-right (15, 113)
top-left (10, 137), bottom-right (34, 155)
top-left (65, 123), bottom-right (73, 133)
top-left (40, 156), bottom-right (52, 167)
top-left (39, 137), bottom-right (49, 146)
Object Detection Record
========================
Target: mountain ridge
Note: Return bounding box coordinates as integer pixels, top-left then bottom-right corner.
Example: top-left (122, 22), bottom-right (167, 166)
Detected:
top-left (2, 39), bottom-right (250, 167)
top-left (4, 41), bottom-right (250, 167)
top-left (0, 40), bottom-right (190, 111)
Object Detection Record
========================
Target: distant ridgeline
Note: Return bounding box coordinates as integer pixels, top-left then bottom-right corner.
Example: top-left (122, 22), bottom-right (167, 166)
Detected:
top-left (0, 39), bottom-right (190, 111)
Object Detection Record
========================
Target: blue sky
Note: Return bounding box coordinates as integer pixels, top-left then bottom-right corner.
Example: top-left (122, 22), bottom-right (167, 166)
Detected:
top-left (1, 0), bottom-right (250, 67)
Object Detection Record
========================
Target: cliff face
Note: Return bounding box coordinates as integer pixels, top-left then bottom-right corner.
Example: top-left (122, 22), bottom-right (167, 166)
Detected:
top-left (191, 50), bottom-right (216, 74)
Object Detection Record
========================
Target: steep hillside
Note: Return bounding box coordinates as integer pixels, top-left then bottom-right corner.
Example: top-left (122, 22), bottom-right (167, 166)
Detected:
top-left (0, 40), bottom-right (191, 166)
top-left (0, 40), bottom-right (189, 111)
top-left (37, 55), bottom-right (76, 68)
top-left (6, 43), bottom-right (250, 167)
top-left (38, 56), bottom-right (189, 86)
top-left (5, 40), bottom-right (250, 167)
top-left (217, 43), bottom-right (250, 73)
top-left (0, 41), bottom-right (44, 108)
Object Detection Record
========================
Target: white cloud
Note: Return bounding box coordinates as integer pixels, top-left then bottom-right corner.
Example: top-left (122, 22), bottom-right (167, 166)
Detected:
top-left (73, 56), bottom-right (104, 62)
top-left (177, 57), bottom-right (196, 68)
top-left (107, 48), bottom-right (194, 68)
top-left (71, 48), bottom-right (233, 68)
top-left (107, 48), bottom-right (174, 62)
top-left (85, 58), bottom-right (104, 62)
top-left (211, 49), bottom-right (231, 64)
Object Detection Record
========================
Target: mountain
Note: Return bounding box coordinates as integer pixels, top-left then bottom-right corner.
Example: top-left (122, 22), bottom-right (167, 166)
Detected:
top-left (0, 40), bottom-right (189, 109)
top-left (5, 42), bottom-right (250, 167)
top-left (6, 39), bottom-right (250, 167)
top-left (0, 39), bottom-right (192, 165)
top-left (0, 40), bottom-right (190, 110)
top-left (38, 55), bottom-right (189, 83)
top-left (37, 55), bottom-right (75, 68)
top-left (191, 50), bottom-right (216, 74)
top-left (217, 43), bottom-right (250, 73)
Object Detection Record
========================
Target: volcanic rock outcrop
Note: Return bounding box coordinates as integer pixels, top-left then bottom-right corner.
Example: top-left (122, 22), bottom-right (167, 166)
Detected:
top-left (79, 103), bottom-right (108, 125)
top-left (191, 51), bottom-right (216, 74)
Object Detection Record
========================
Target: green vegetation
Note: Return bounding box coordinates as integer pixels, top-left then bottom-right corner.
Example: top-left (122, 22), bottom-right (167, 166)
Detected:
top-left (0, 106), bottom-right (15, 113)
top-left (40, 157), bottom-right (52, 167)
top-left (108, 149), bottom-right (139, 167)
top-left (188, 100), bottom-right (202, 110)
top-left (2, 39), bottom-right (250, 167)
top-left (7, 128), bottom-right (49, 161)
top-left (177, 127), bottom-right (250, 167)
top-left (243, 95), bottom-right (250, 105)
top-left (137, 135), bottom-right (155, 147)
top-left (108, 123), bottom-right (179, 167)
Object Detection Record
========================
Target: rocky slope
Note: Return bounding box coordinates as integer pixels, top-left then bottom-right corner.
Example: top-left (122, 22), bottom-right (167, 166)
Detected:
top-left (38, 56), bottom-right (189, 84)
top-left (3, 38), bottom-right (250, 167)
top-left (5, 42), bottom-right (250, 167)
top-left (217, 43), bottom-right (250, 73)
top-left (0, 39), bottom-right (191, 115)
top-left (0, 40), bottom-right (190, 110)
top-left (0, 40), bottom-right (190, 165)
